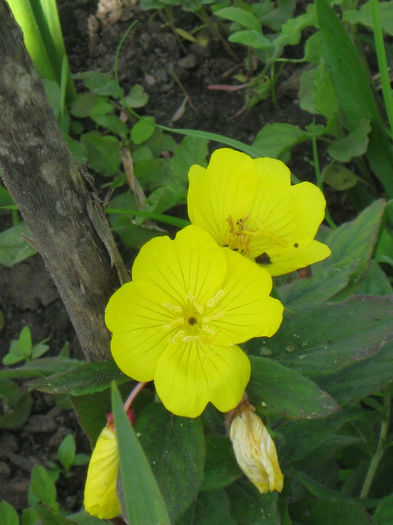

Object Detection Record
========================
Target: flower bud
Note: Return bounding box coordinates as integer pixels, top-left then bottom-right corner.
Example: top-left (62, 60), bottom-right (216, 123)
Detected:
top-left (229, 404), bottom-right (283, 494)
top-left (84, 425), bottom-right (121, 519)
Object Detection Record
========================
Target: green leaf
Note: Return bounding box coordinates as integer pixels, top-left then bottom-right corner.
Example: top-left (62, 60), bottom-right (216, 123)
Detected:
top-left (0, 377), bottom-right (21, 407)
top-left (135, 402), bottom-right (205, 521)
top-left (81, 132), bottom-right (122, 177)
top-left (252, 123), bottom-right (309, 159)
top-left (279, 200), bottom-right (386, 309)
top-left (0, 392), bottom-right (33, 429)
top-left (200, 435), bottom-right (241, 491)
top-left (64, 135), bottom-right (88, 163)
top-left (266, 295), bottom-right (393, 377)
top-left (72, 383), bottom-right (151, 446)
top-left (321, 339), bottom-right (393, 403)
top-left (0, 223), bottom-right (36, 267)
top-left (247, 356), bottom-right (338, 419)
top-left (92, 114), bottom-right (128, 138)
top-left (17, 326), bottom-right (32, 354)
top-left (58, 434), bottom-right (76, 471)
top-left (30, 341), bottom-right (50, 360)
top-left (316, 0), bottom-right (393, 196)
top-left (318, 199), bottom-right (385, 294)
top-left (215, 7), bottom-right (262, 31)
top-left (355, 260), bottom-right (392, 295)
top-left (328, 118), bottom-right (371, 162)
top-left (76, 71), bottom-right (123, 97)
top-left (229, 30), bottom-right (271, 49)
top-left (299, 63), bottom-right (340, 124)
top-left (72, 390), bottom-right (111, 446)
top-left (374, 494), bottom-right (393, 525)
top-left (145, 184), bottom-right (186, 214)
top-left (30, 465), bottom-right (58, 510)
top-left (131, 116), bottom-right (156, 144)
top-left (70, 93), bottom-right (113, 118)
top-left (67, 510), bottom-right (111, 525)
top-left (177, 489), bottom-right (236, 525)
top-left (344, 1), bottom-right (393, 36)
top-left (21, 507), bottom-right (39, 525)
top-left (322, 163), bottom-right (359, 191)
top-left (278, 408), bottom-right (360, 462)
top-left (111, 384), bottom-right (171, 525)
top-left (227, 481), bottom-right (281, 525)
top-left (125, 84), bottom-right (149, 108)
top-left (28, 359), bottom-right (128, 396)
top-left (170, 135), bottom-right (209, 185)
top-left (38, 505), bottom-right (77, 525)
top-left (111, 217), bottom-right (161, 249)
top-left (290, 497), bottom-right (371, 525)
top-left (0, 501), bottom-right (19, 525)
top-left (0, 357), bottom-right (83, 380)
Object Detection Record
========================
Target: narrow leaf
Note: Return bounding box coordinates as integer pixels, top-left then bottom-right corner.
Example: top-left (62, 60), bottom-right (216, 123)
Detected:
top-left (111, 384), bottom-right (171, 525)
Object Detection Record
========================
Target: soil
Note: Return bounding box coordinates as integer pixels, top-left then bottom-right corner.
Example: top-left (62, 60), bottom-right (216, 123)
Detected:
top-left (0, 0), bottom-right (353, 514)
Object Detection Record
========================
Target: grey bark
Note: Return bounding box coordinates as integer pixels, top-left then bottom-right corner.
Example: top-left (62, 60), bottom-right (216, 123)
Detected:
top-left (0, 1), bottom-right (128, 360)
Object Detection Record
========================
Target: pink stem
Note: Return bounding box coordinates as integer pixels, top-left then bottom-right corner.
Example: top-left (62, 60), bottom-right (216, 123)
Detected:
top-left (123, 381), bottom-right (147, 413)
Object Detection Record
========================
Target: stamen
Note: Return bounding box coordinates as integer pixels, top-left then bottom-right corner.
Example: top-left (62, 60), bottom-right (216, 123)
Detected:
top-left (200, 324), bottom-right (216, 335)
top-left (163, 302), bottom-right (182, 313)
top-left (182, 335), bottom-right (200, 343)
top-left (206, 289), bottom-right (225, 308)
top-left (186, 294), bottom-right (204, 314)
top-left (163, 317), bottom-right (184, 331)
top-left (203, 311), bottom-right (226, 323)
top-left (169, 329), bottom-right (185, 344)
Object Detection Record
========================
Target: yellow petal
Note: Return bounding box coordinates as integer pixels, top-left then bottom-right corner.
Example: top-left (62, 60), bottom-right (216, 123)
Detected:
top-left (249, 180), bottom-right (327, 258)
top-left (154, 340), bottom-right (210, 418)
top-left (84, 426), bottom-right (121, 519)
top-left (289, 181), bottom-right (327, 240)
top-left (132, 225), bottom-right (227, 307)
top-left (201, 343), bottom-right (251, 412)
top-left (208, 249), bottom-right (283, 343)
top-left (258, 240), bottom-right (332, 276)
top-left (106, 281), bottom-right (174, 381)
top-left (154, 340), bottom-right (250, 417)
top-left (188, 149), bottom-right (258, 245)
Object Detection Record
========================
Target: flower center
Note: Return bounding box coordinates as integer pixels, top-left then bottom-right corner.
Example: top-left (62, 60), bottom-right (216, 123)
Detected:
top-left (225, 214), bottom-right (288, 256)
top-left (163, 291), bottom-right (226, 344)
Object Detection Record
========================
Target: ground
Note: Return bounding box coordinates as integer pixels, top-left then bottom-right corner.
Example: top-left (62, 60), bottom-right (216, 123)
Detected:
top-left (0, 0), bottom-right (347, 513)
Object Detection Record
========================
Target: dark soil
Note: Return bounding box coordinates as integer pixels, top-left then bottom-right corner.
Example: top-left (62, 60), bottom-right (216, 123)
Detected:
top-left (0, 0), bottom-right (352, 514)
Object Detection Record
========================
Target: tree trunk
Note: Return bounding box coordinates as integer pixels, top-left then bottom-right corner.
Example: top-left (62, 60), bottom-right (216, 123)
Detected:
top-left (0, 0), bottom-right (128, 361)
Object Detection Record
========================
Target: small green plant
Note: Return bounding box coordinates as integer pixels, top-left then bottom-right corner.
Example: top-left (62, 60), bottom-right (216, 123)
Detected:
top-left (47, 433), bottom-right (89, 478)
top-left (2, 326), bottom-right (50, 366)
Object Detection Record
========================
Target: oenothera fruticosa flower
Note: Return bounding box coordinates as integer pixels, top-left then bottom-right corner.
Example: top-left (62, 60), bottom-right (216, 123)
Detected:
top-left (84, 425), bottom-right (121, 519)
top-left (106, 225), bottom-right (283, 418)
top-left (230, 403), bottom-right (284, 494)
top-left (187, 148), bottom-right (331, 276)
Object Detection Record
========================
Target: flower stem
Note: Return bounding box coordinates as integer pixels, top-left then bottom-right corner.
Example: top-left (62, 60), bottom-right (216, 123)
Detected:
top-left (360, 385), bottom-right (391, 498)
top-left (310, 126), bottom-right (336, 229)
top-left (123, 381), bottom-right (147, 413)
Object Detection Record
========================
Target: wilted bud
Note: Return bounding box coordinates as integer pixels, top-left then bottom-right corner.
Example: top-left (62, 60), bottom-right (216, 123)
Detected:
top-left (84, 424), bottom-right (121, 519)
top-left (229, 403), bottom-right (284, 494)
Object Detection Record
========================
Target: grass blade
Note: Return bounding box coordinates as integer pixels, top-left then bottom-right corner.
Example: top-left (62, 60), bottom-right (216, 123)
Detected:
top-left (111, 383), bottom-right (171, 525)
top-left (370, 0), bottom-right (393, 135)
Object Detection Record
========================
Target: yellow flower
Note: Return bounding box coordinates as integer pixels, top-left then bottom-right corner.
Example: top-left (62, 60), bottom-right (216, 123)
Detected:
top-left (105, 225), bottom-right (283, 418)
top-left (188, 148), bottom-right (331, 276)
top-left (229, 403), bottom-right (284, 493)
top-left (84, 425), bottom-right (121, 520)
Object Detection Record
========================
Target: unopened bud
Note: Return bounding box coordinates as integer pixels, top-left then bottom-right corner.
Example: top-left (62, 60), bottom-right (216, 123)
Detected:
top-left (229, 403), bottom-right (284, 494)
top-left (84, 425), bottom-right (121, 519)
